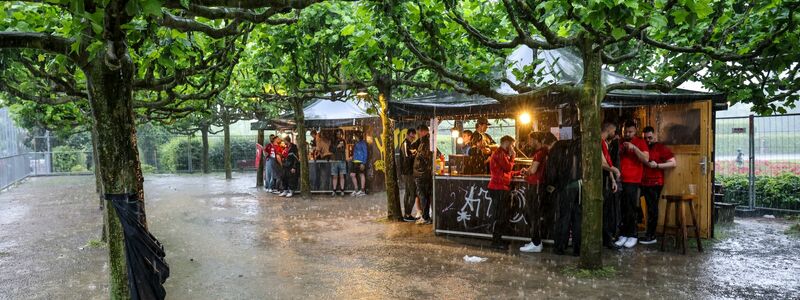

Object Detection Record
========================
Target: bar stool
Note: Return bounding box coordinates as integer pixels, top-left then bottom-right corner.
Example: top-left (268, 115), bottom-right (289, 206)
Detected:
top-left (659, 194), bottom-right (703, 254)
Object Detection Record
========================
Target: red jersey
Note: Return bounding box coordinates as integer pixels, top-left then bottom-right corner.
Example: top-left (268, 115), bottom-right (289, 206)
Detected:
top-left (642, 142), bottom-right (674, 186)
top-left (619, 137), bottom-right (648, 183)
top-left (488, 147), bottom-right (515, 191)
top-left (601, 140), bottom-right (612, 167)
top-left (525, 147), bottom-right (548, 184)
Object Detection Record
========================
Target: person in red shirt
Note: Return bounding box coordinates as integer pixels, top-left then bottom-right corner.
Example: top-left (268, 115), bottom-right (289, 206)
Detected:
top-left (519, 132), bottom-right (556, 253)
top-left (639, 126), bottom-right (676, 244)
top-left (600, 121), bottom-right (622, 250)
top-left (615, 120), bottom-right (650, 248)
top-left (487, 135), bottom-right (517, 250)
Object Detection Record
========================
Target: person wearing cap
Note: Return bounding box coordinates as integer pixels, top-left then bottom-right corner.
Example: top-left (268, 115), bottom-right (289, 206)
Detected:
top-left (475, 117), bottom-right (496, 146)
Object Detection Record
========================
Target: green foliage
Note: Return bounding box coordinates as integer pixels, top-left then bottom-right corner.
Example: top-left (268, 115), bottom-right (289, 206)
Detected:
top-left (717, 173), bottom-right (800, 210)
top-left (157, 137), bottom-right (201, 172)
top-left (140, 163), bottom-right (156, 174)
top-left (85, 239), bottom-right (106, 248)
top-left (786, 223), bottom-right (800, 236)
top-left (51, 145), bottom-right (85, 173)
top-left (70, 164), bottom-right (88, 172)
top-left (209, 137), bottom-right (253, 171)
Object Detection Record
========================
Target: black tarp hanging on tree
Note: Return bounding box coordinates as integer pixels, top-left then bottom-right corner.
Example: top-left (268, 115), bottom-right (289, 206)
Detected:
top-left (106, 193), bottom-right (169, 300)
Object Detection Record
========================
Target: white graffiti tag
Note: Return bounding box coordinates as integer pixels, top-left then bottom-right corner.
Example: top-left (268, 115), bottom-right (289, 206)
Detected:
top-left (458, 185), bottom-right (491, 227)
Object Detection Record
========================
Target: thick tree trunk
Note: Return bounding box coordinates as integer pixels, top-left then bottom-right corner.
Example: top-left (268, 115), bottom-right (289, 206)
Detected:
top-left (186, 135), bottom-right (194, 173)
top-left (201, 125), bottom-right (210, 174)
top-left (87, 56), bottom-right (144, 299)
top-left (293, 99), bottom-right (311, 197)
top-left (223, 111), bottom-right (232, 180)
top-left (378, 86), bottom-right (402, 221)
top-left (578, 38), bottom-right (605, 270)
top-left (256, 129), bottom-right (265, 187)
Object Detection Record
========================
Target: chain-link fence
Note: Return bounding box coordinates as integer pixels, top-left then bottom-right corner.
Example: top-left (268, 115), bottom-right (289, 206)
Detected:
top-left (1, 108), bottom-right (32, 190)
top-left (715, 113), bottom-right (800, 212)
top-left (138, 133), bottom-right (260, 173)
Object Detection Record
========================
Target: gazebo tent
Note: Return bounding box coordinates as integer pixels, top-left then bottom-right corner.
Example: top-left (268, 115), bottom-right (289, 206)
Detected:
top-left (268, 98), bottom-right (375, 129)
top-left (389, 45), bottom-right (727, 118)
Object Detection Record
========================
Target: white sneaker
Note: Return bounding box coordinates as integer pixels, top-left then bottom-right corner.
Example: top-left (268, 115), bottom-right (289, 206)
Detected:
top-left (356, 190), bottom-right (366, 197)
top-left (624, 237), bottom-right (638, 248)
top-left (266, 188), bottom-right (272, 193)
top-left (279, 191), bottom-right (287, 197)
top-left (614, 236), bottom-right (628, 247)
top-left (520, 242), bottom-right (543, 253)
top-left (351, 190), bottom-right (359, 197)
top-left (271, 190), bottom-right (280, 194)
top-left (286, 191), bottom-right (293, 198)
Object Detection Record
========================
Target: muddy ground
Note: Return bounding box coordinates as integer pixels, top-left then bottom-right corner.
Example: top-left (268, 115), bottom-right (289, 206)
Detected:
top-left (1, 174), bottom-right (798, 299)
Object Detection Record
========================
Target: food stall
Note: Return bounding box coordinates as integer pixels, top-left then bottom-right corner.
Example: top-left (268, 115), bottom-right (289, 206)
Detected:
top-left (389, 45), bottom-right (728, 241)
top-left (252, 98), bottom-right (382, 193)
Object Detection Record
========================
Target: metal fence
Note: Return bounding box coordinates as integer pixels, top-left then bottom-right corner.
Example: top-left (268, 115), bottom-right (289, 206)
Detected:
top-left (1, 108), bottom-right (33, 190)
top-left (715, 113), bottom-right (800, 212)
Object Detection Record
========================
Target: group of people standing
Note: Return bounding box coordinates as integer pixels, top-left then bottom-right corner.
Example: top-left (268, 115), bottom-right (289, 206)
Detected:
top-left (399, 124), bottom-right (435, 225)
top-left (483, 120), bottom-right (675, 256)
top-left (262, 134), bottom-right (300, 197)
top-left (311, 129), bottom-right (372, 197)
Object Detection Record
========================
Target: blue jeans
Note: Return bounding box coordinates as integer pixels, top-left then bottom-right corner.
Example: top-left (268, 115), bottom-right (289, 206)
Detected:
top-left (330, 161), bottom-right (347, 176)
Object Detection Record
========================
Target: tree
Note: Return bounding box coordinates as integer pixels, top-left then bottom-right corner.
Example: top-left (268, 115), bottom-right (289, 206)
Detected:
top-left (0, 1), bottom-right (325, 297)
top-left (388, 0), bottom-right (799, 269)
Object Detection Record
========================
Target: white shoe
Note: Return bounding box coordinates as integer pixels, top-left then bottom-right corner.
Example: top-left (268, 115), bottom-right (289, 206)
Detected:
top-left (266, 188), bottom-right (272, 193)
top-left (520, 242), bottom-right (543, 253)
top-left (624, 237), bottom-right (638, 248)
top-left (351, 190), bottom-right (359, 196)
top-left (279, 191), bottom-right (287, 197)
top-left (271, 190), bottom-right (280, 194)
top-left (414, 211), bottom-right (422, 219)
top-left (356, 190), bottom-right (366, 197)
top-left (614, 236), bottom-right (628, 247)
top-left (286, 191), bottom-right (293, 197)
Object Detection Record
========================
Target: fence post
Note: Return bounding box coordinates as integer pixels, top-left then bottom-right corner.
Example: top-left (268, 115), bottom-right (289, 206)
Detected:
top-left (187, 135), bottom-right (193, 173)
top-left (748, 114), bottom-right (755, 210)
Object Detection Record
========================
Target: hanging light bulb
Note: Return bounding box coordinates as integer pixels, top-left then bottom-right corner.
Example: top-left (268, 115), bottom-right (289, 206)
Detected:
top-left (450, 127), bottom-right (460, 138)
top-left (519, 112), bottom-right (532, 125)
top-left (457, 137), bottom-right (464, 144)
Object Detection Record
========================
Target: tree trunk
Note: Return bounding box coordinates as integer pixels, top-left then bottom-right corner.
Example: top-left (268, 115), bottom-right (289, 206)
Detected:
top-left (186, 135), bottom-right (194, 173)
top-left (256, 129), bottom-right (265, 187)
top-left (87, 56), bottom-right (145, 299)
top-left (91, 125), bottom-right (109, 242)
top-left (578, 38), bottom-right (605, 270)
top-left (223, 111), bottom-right (232, 180)
top-left (378, 85), bottom-right (402, 221)
top-left (293, 98), bottom-right (311, 197)
top-left (201, 125), bottom-right (210, 174)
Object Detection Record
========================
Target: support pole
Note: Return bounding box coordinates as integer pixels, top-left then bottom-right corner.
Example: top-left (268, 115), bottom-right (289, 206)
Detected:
top-left (748, 114), bottom-right (755, 210)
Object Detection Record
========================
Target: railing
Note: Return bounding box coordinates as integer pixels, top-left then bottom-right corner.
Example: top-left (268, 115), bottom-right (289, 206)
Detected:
top-left (0, 153), bottom-right (33, 191)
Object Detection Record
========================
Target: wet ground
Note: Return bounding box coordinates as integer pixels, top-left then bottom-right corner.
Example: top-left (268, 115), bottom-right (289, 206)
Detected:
top-left (1, 174), bottom-right (798, 299)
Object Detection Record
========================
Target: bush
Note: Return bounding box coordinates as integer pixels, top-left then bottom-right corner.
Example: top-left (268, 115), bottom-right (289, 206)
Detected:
top-left (158, 137), bottom-right (202, 172)
top-left (70, 164), bottom-right (88, 172)
top-left (140, 163), bottom-right (156, 174)
top-left (209, 137), bottom-right (255, 171)
top-left (52, 145), bottom-right (86, 173)
top-left (717, 173), bottom-right (800, 210)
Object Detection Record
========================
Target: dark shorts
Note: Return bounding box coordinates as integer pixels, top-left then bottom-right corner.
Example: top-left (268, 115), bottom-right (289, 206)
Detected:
top-left (349, 161), bottom-right (365, 174)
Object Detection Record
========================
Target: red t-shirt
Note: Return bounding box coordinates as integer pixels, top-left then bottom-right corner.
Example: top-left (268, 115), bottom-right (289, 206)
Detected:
top-left (642, 142), bottom-right (674, 186)
top-left (619, 137), bottom-right (648, 183)
top-left (488, 147), bottom-right (515, 191)
top-left (601, 140), bottom-right (612, 167)
top-left (525, 148), bottom-right (548, 184)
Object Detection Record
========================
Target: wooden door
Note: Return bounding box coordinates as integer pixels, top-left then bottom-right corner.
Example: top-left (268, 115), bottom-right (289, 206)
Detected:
top-left (648, 100), bottom-right (713, 238)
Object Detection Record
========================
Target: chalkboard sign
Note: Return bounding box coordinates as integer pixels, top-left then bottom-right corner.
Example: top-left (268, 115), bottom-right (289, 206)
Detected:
top-left (434, 176), bottom-right (554, 239)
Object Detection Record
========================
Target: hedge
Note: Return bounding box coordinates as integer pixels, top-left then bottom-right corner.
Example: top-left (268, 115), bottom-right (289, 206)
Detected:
top-left (52, 145), bottom-right (86, 173)
top-left (208, 137), bottom-right (253, 171)
top-left (717, 173), bottom-right (800, 210)
top-left (158, 137), bottom-right (201, 172)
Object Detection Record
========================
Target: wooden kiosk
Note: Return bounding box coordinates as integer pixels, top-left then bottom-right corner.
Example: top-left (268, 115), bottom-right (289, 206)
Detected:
top-left (389, 46), bottom-right (727, 240)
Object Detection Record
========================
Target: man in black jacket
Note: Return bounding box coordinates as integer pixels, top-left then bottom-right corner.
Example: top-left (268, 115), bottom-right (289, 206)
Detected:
top-left (280, 136), bottom-right (300, 198)
top-left (413, 124), bottom-right (433, 225)
top-left (399, 128), bottom-right (418, 221)
top-left (546, 135), bottom-right (582, 256)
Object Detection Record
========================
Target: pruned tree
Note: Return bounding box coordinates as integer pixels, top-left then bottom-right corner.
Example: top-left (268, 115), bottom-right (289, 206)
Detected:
top-left (387, 0), bottom-right (799, 269)
top-left (0, 0), bottom-right (327, 297)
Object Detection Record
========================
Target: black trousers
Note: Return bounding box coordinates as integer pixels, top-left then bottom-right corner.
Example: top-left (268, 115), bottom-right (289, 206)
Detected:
top-left (620, 183), bottom-right (641, 237)
top-left (403, 174), bottom-right (417, 216)
top-left (488, 189), bottom-right (511, 243)
top-left (553, 182), bottom-right (581, 254)
top-left (282, 169), bottom-right (298, 191)
top-left (602, 175), bottom-right (621, 245)
top-left (414, 178), bottom-right (432, 221)
top-left (525, 184), bottom-right (544, 244)
top-left (641, 185), bottom-right (663, 237)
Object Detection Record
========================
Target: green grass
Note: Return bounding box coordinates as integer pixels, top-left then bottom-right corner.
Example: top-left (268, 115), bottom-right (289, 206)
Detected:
top-left (85, 239), bottom-right (106, 248)
top-left (786, 223), bottom-right (800, 236)
top-left (562, 266), bottom-right (617, 279)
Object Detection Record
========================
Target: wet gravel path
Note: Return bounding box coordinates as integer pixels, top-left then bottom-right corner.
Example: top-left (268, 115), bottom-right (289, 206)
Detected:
top-left (1, 175), bottom-right (798, 299)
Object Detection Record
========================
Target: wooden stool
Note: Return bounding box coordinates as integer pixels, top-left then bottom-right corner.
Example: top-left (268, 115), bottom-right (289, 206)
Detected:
top-left (659, 194), bottom-right (703, 254)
